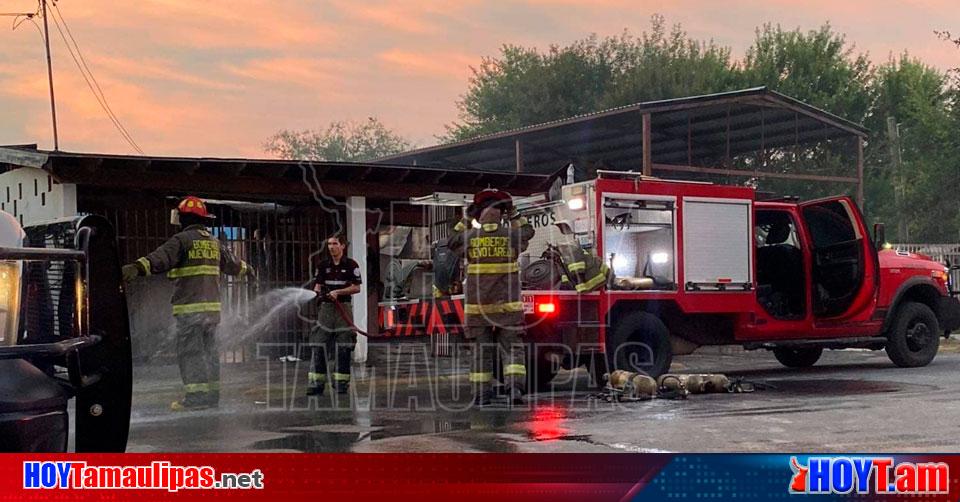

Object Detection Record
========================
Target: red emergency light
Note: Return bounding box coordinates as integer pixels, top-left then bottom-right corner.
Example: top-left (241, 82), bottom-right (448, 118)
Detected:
top-left (536, 302), bottom-right (557, 314)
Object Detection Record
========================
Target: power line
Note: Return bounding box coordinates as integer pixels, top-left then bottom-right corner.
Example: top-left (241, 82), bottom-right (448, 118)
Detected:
top-left (51, 2), bottom-right (142, 154)
top-left (11, 12), bottom-right (44, 42)
top-left (8, 2), bottom-right (40, 34)
top-left (50, 2), bottom-right (142, 154)
top-left (53, 4), bottom-right (143, 156)
top-left (49, 2), bottom-right (143, 154)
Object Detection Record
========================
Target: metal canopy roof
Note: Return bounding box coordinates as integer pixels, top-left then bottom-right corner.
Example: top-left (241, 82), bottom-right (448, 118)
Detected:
top-left (376, 87), bottom-right (868, 175)
top-left (0, 146), bottom-right (558, 203)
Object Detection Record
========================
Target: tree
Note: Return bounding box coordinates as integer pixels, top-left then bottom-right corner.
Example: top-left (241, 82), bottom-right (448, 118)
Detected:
top-left (447, 16), bottom-right (740, 141)
top-left (447, 35), bottom-right (620, 140)
top-left (734, 24), bottom-right (874, 203)
top-left (446, 17), bottom-right (958, 241)
top-left (865, 56), bottom-right (958, 241)
top-left (600, 17), bottom-right (739, 108)
top-left (741, 23), bottom-right (873, 123)
top-left (935, 30), bottom-right (960, 74)
top-left (264, 117), bottom-right (411, 162)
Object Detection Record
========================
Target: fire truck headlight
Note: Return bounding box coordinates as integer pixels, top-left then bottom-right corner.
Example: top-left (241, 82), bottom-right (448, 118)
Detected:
top-left (567, 197), bottom-right (585, 211)
top-left (650, 252), bottom-right (670, 265)
top-left (0, 261), bottom-right (21, 347)
top-left (937, 266), bottom-right (950, 287)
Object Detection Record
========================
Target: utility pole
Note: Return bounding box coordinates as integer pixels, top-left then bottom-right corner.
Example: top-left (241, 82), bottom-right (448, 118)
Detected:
top-left (886, 117), bottom-right (905, 241)
top-left (41, 0), bottom-right (59, 151)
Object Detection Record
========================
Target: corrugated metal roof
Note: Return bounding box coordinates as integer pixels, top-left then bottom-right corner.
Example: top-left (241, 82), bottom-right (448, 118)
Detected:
top-left (376, 87), bottom-right (868, 175)
top-left (0, 145), bottom-right (559, 202)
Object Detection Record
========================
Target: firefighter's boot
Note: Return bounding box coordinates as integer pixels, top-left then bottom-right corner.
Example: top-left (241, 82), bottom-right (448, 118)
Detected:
top-left (336, 381), bottom-right (350, 395)
top-left (170, 392), bottom-right (210, 411)
top-left (307, 372), bottom-right (326, 396)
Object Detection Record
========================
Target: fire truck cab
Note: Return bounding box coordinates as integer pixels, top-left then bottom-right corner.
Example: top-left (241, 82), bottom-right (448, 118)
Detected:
top-left (382, 171), bottom-right (960, 389)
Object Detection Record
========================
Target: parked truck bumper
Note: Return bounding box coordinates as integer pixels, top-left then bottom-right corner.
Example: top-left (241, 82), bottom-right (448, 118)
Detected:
top-left (937, 296), bottom-right (960, 333)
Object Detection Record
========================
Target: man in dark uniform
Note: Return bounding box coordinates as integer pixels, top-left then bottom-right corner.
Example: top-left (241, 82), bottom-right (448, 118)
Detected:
top-left (122, 196), bottom-right (252, 411)
top-left (307, 233), bottom-right (362, 396)
top-left (449, 189), bottom-right (534, 405)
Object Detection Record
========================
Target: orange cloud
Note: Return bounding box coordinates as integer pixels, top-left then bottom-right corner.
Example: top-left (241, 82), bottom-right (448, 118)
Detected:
top-left (88, 54), bottom-right (243, 92)
top-left (378, 49), bottom-right (476, 80)
top-left (329, 0), bottom-right (482, 34)
top-left (335, 2), bottom-right (440, 35)
top-left (2, 0), bottom-right (958, 158)
top-left (222, 57), bottom-right (361, 94)
top-left (60, 0), bottom-right (339, 50)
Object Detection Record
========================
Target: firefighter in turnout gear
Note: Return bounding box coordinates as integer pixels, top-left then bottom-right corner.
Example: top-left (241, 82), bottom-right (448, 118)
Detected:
top-left (554, 221), bottom-right (610, 293)
top-left (306, 234), bottom-right (362, 396)
top-left (122, 196), bottom-right (251, 411)
top-left (449, 189), bottom-right (534, 405)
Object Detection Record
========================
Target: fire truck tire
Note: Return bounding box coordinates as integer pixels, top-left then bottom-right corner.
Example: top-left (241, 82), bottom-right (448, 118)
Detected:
top-left (606, 312), bottom-right (672, 378)
top-left (885, 301), bottom-right (940, 368)
top-left (772, 347), bottom-right (822, 368)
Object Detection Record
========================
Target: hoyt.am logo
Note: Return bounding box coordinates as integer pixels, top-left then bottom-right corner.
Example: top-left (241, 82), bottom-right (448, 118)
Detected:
top-left (789, 456), bottom-right (949, 495)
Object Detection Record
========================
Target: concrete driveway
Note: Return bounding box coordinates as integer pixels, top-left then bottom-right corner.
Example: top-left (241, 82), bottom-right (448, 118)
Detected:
top-left (123, 340), bottom-right (960, 453)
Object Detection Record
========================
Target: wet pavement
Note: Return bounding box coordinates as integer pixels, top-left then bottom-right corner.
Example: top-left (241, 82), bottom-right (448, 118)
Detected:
top-left (124, 340), bottom-right (960, 453)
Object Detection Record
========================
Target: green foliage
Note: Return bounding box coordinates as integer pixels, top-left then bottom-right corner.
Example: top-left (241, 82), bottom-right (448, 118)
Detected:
top-left (447, 16), bottom-right (741, 140)
top-left (264, 117), bottom-right (410, 162)
top-left (446, 34), bottom-right (620, 140)
top-left (446, 17), bottom-right (960, 242)
top-left (742, 24), bottom-right (873, 122)
top-left (599, 17), bottom-right (739, 108)
top-left (866, 56), bottom-right (958, 241)
top-left (935, 30), bottom-right (960, 75)
top-left (447, 17), bottom-right (878, 141)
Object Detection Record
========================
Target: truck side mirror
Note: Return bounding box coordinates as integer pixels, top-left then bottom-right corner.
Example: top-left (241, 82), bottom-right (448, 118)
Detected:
top-left (873, 223), bottom-right (885, 250)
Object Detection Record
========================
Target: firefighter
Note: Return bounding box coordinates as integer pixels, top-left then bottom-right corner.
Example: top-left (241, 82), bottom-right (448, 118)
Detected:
top-left (449, 189), bottom-right (534, 405)
top-left (554, 221), bottom-right (610, 292)
top-left (121, 196), bottom-right (251, 411)
top-left (306, 233), bottom-right (362, 396)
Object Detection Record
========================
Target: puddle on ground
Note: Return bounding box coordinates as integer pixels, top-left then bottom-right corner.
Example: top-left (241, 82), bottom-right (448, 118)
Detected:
top-left (250, 418), bottom-right (474, 453)
top-left (765, 379), bottom-right (918, 396)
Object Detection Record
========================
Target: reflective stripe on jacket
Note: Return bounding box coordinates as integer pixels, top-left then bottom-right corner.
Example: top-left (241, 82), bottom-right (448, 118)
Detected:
top-left (557, 243), bottom-right (610, 293)
top-left (134, 224), bottom-right (247, 317)
top-left (449, 216), bottom-right (534, 327)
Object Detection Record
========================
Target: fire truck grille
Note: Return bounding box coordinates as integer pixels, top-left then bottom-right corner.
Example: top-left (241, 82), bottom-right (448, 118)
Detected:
top-left (20, 221), bottom-right (79, 344)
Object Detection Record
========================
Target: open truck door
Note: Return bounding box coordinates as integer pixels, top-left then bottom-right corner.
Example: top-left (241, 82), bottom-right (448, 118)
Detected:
top-left (799, 196), bottom-right (878, 322)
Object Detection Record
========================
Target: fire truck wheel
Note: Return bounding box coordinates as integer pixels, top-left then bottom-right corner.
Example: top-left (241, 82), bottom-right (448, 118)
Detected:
top-left (606, 312), bottom-right (672, 378)
top-left (772, 347), bottom-right (823, 368)
top-left (885, 301), bottom-right (940, 368)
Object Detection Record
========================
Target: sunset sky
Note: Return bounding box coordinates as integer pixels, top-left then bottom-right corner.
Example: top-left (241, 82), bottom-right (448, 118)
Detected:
top-left (1, 0), bottom-right (957, 158)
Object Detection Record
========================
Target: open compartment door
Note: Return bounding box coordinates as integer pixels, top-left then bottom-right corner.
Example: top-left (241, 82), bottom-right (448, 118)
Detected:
top-left (682, 197), bottom-right (753, 291)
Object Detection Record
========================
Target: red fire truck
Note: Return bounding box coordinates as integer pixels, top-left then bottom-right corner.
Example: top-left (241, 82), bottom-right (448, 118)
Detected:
top-left (379, 171), bottom-right (960, 390)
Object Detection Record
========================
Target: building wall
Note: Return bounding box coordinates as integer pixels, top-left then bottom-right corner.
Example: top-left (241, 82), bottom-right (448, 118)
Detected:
top-left (0, 167), bottom-right (77, 226)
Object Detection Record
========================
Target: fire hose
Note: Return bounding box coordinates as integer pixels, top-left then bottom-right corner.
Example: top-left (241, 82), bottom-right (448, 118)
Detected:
top-left (330, 297), bottom-right (375, 337)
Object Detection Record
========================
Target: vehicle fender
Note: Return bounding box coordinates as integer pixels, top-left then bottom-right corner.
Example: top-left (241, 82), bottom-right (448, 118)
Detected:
top-left (881, 275), bottom-right (944, 335)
